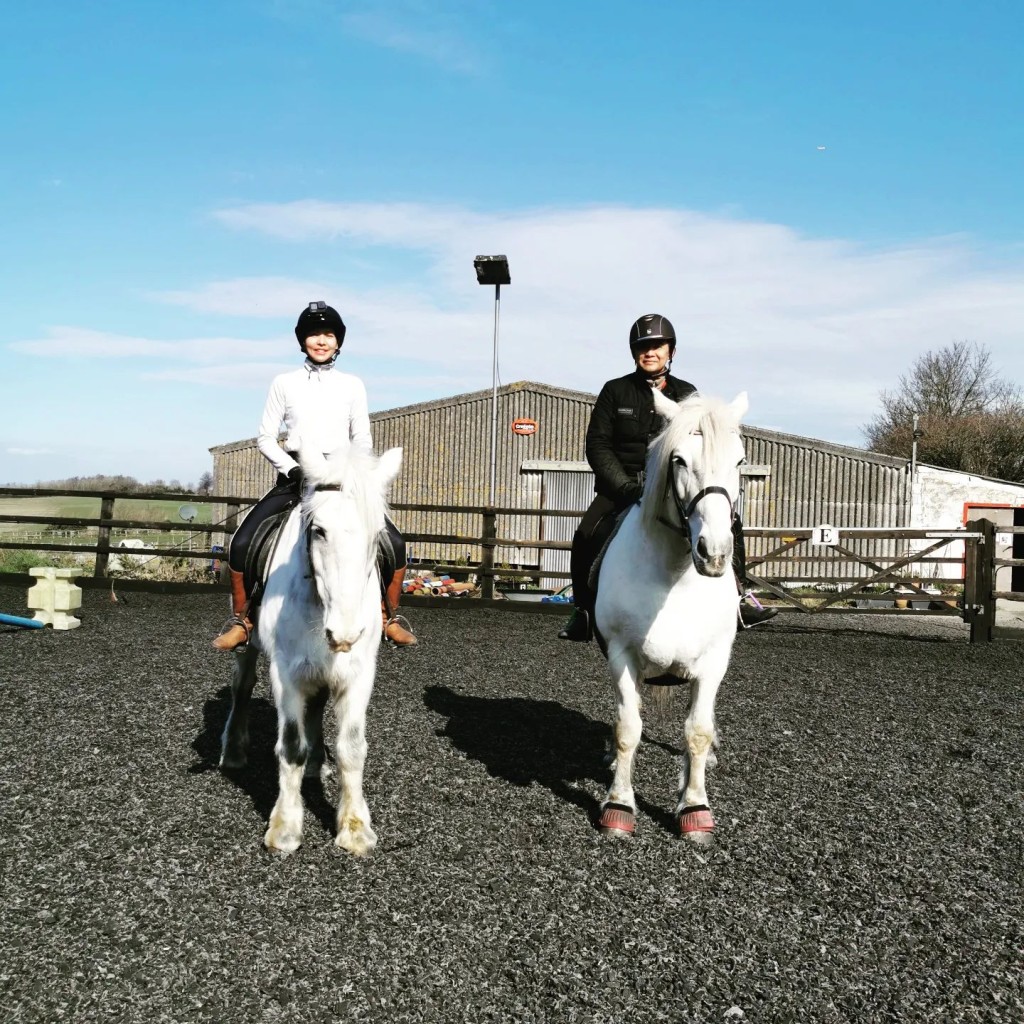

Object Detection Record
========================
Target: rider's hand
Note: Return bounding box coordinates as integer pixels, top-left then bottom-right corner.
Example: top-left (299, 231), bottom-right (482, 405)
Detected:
top-left (287, 466), bottom-right (302, 486)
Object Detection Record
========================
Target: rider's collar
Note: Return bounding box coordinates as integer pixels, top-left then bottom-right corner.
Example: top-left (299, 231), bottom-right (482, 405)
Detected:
top-left (304, 357), bottom-right (336, 376)
top-left (639, 368), bottom-right (669, 390)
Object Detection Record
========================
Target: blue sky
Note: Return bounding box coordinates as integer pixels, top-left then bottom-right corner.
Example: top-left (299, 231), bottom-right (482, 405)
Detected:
top-left (2, 0), bottom-right (1022, 486)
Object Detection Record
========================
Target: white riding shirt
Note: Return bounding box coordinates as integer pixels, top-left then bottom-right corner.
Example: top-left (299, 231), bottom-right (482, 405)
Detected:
top-left (257, 360), bottom-right (372, 476)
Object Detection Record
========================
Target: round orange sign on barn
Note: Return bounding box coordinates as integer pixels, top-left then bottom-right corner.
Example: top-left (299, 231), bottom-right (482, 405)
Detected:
top-left (511, 418), bottom-right (538, 436)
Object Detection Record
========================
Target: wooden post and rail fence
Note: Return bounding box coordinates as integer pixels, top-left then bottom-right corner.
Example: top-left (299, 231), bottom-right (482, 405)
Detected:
top-left (0, 486), bottom-right (1020, 643)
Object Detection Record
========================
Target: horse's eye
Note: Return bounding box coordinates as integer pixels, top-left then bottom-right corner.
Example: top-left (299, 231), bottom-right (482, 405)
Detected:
top-left (672, 455), bottom-right (688, 469)
top-left (311, 525), bottom-right (326, 540)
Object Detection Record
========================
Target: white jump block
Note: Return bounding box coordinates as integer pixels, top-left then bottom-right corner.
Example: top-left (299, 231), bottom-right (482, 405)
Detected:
top-left (27, 567), bottom-right (83, 630)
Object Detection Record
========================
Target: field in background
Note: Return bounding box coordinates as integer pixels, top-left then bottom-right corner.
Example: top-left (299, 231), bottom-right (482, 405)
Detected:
top-left (0, 494), bottom-right (216, 577)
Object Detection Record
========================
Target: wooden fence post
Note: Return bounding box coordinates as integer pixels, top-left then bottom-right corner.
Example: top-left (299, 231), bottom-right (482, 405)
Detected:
top-left (93, 496), bottom-right (115, 577)
top-left (966, 518), bottom-right (996, 643)
top-left (976, 518), bottom-right (996, 643)
top-left (480, 509), bottom-right (497, 600)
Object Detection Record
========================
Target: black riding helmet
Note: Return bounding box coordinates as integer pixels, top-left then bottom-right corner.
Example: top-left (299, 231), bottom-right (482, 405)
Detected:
top-left (629, 313), bottom-right (676, 355)
top-left (295, 301), bottom-right (347, 351)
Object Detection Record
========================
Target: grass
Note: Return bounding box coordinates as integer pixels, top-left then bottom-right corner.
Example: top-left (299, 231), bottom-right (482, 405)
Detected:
top-left (0, 494), bottom-right (219, 580)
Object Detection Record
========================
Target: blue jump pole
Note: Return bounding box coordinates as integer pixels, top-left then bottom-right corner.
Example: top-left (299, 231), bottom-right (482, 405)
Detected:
top-left (0, 612), bottom-right (45, 629)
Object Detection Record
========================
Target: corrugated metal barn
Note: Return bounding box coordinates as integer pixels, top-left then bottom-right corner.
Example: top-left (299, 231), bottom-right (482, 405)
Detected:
top-left (210, 379), bottom-right (1024, 586)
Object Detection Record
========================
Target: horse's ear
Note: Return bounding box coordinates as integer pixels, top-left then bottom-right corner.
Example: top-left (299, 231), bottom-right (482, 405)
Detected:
top-left (652, 387), bottom-right (680, 420)
top-left (376, 447), bottom-right (403, 489)
top-left (729, 391), bottom-right (749, 420)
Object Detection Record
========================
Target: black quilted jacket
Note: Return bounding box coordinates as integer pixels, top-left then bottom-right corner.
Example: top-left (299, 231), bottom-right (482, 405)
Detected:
top-left (585, 370), bottom-right (697, 505)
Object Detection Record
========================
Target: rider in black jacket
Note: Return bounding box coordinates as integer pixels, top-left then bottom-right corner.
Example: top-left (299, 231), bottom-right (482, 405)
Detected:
top-left (558, 313), bottom-right (777, 641)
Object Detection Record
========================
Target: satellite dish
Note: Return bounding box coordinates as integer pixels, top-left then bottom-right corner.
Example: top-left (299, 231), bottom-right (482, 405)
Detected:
top-left (178, 504), bottom-right (198, 523)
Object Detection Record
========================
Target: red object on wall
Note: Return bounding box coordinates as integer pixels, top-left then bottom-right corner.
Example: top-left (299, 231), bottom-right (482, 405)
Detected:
top-left (511, 418), bottom-right (538, 436)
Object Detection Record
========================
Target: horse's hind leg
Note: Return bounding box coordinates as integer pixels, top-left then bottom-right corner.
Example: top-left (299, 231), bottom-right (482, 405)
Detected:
top-left (600, 648), bottom-right (643, 838)
top-left (676, 653), bottom-right (727, 846)
top-left (332, 681), bottom-right (377, 857)
top-left (220, 644), bottom-right (260, 770)
top-left (264, 672), bottom-right (309, 855)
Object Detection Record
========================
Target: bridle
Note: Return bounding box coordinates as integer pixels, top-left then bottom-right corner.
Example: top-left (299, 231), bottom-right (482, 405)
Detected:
top-left (661, 464), bottom-right (736, 539)
top-left (302, 482), bottom-right (377, 596)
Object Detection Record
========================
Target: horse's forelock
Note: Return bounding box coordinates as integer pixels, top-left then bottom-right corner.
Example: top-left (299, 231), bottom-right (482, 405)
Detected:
top-left (641, 395), bottom-right (742, 529)
top-left (301, 448), bottom-right (390, 540)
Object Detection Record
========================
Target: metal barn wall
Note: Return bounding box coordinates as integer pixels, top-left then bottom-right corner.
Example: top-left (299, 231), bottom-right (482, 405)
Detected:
top-left (370, 382), bottom-right (594, 566)
top-left (531, 463), bottom-right (593, 590)
top-left (208, 385), bottom-right (917, 581)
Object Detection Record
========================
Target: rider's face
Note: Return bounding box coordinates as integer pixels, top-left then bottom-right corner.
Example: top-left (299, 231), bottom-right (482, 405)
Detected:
top-left (304, 332), bottom-right (339, 363)
top-left (633, 341), bottom-right (672, 376)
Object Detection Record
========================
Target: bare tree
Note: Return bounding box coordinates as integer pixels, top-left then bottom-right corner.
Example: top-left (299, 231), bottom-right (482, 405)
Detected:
top-left (196, 471), bottom-right (214, 495)
top-left (864, 341), bottom-right (1024, 481)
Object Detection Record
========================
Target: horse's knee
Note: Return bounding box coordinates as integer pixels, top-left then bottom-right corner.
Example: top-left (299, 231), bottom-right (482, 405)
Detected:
top-left (278, 719), bottom-right (309, 767)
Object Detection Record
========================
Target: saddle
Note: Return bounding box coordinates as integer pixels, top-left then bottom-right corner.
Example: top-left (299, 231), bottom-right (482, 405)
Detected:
top-left (586, 506), bottom-right (631, 597)
top-left (242, 507), bottom-right (396, 605)
top-left (242, 508), bottom-right (293, 599)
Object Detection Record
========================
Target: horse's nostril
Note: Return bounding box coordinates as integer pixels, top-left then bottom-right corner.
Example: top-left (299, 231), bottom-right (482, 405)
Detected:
top-left (696, 536), bottom-right (710, 560)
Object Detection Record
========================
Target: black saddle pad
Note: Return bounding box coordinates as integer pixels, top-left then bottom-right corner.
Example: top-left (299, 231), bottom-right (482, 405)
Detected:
top-left (243, 509), bottom-right (293, 597)
top-left (243, 509), bottom-right (396, 602)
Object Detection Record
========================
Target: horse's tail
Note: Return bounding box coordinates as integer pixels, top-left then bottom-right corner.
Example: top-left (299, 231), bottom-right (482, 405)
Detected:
top-left (643, 673), bottom-right (685, 717)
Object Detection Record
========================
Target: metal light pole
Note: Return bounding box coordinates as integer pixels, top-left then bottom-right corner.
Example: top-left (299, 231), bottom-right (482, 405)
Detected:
top-left (474, 255), bottom-right (511, 506)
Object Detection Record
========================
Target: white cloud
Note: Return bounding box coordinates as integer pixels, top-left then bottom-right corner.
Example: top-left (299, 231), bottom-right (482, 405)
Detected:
top-left (199, 199), bottom-right (1024, 443)
top-left (12, 202), bottom-right (1024, 452)
top-left (7, 447), bottom-right (54, 456)
top-left (9, 327), bottom-right (285, 364)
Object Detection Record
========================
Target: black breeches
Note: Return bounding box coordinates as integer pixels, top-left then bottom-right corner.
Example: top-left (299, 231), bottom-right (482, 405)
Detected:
top-left (569, 495), bottom-right (626, 611)
top-left (227, 483), bottom-right (298, 572)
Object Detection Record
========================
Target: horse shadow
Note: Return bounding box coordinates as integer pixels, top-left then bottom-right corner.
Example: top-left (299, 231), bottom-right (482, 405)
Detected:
top-left (423, 685), bottom-right (684, 833)
top-left (189, 683), bottom-right (337, 837)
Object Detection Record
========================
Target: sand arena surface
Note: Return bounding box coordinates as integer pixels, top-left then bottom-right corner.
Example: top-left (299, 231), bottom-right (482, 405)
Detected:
top-left (1, 586), bottom-right (1021, 1023)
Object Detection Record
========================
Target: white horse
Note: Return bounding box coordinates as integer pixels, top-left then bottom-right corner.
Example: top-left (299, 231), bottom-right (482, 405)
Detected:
top-left (219, 444), bottom-right (402, 856)
top-left (595, 389), bottom-right (748, 845)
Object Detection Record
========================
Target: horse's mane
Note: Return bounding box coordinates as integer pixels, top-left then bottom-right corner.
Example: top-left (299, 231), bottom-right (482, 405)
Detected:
top-left (301, 447), bottom-right (391, 547)
top-left (640, 395), bottom-right (742, 532)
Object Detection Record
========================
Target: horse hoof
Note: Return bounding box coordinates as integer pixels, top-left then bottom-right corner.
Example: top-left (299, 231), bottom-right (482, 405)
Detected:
top-left (264, 828), bottom-right (302, 855)
top-left (219, 749), bottom-right (247, 771)
top-left (336, 820), bottom-right (378, 857)
top-left (598, 803), bottom-right (636, 838)
top-left (678, 805), bottom-right (715, 845)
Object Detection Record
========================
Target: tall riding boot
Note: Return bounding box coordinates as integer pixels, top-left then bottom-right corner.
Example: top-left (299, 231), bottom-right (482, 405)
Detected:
top-left (559, 530), bottom-right (594, 641)
top-left (212, 569), bottom-right (254, 651)
top-left (382, 567), bottom-right (418, 646)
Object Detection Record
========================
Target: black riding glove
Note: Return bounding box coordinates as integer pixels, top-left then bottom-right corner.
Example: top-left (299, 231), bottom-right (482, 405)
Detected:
top-left (287, 466), bottom-right (302, 487)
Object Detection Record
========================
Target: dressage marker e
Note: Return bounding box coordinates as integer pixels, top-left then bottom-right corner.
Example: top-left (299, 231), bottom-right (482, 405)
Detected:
top-left (219, 444), bottom-right (403, 856)
top-left (594, 390), bottom-right (748, 845)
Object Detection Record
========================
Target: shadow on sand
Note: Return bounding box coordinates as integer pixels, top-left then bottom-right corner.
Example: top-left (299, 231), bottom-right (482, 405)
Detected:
top-left (423, 684), bottom-right (685, 833)
top-left (189, 683), bottom-right (337, 837)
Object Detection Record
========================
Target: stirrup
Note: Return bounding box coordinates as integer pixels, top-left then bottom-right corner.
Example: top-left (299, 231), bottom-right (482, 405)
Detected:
top-left (558, 607), bottom-right (592, 642)
top-left (212, 615), bottom-right (252, 651)
top-left (383, 614), bottom-right (418, 648)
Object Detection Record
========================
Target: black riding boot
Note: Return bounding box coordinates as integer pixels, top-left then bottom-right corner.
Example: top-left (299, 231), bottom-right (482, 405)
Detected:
top-left (558, 529), bottom-right (595, 642)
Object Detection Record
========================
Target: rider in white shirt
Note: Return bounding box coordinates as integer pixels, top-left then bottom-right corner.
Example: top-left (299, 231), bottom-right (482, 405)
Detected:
top-left (212, 301), bottom-right (417, 650)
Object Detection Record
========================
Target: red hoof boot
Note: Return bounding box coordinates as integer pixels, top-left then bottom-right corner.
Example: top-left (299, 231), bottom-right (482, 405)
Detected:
top-left (678, 805), bottom-right (715, 838)
top-left (598, 802), bottom-right (636, 836)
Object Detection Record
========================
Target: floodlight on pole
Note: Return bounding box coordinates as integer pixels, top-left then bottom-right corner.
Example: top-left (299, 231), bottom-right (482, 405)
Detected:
top-left (473, 255), bottom-right (510, 507)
